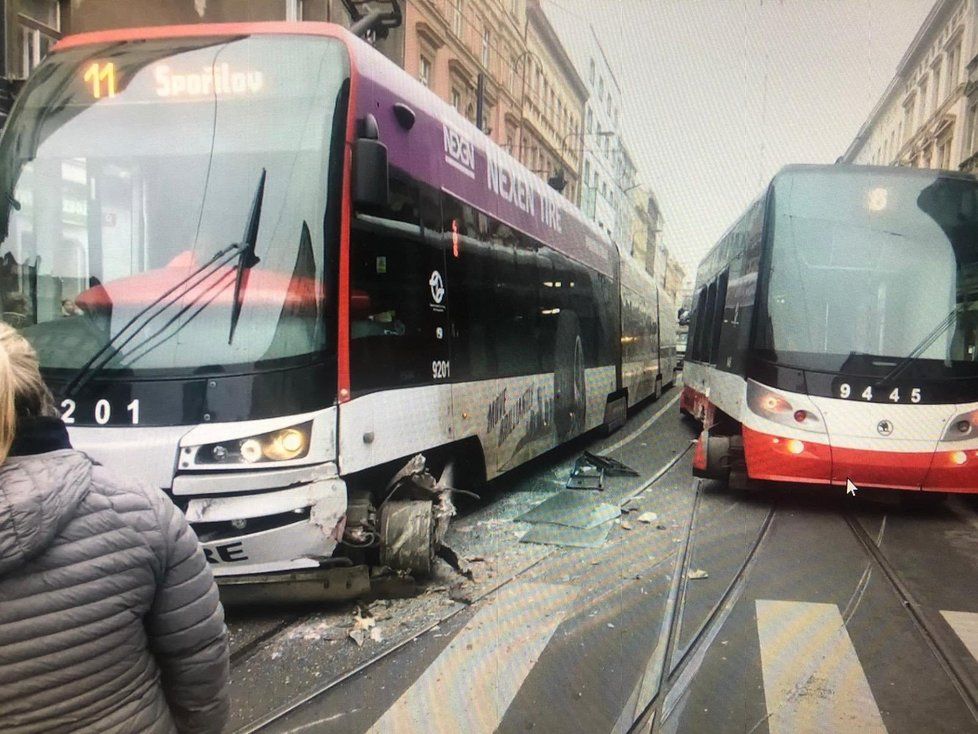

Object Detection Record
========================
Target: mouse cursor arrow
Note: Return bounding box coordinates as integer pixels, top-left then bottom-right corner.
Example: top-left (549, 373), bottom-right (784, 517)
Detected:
top-left (846, 478), bottom-right (859, 496)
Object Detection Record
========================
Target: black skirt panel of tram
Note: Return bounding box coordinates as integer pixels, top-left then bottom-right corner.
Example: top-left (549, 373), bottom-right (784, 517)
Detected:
top-left (747, 356), bottom-right (978, 406)
top-left (45, 360), bottom-right (335, 427)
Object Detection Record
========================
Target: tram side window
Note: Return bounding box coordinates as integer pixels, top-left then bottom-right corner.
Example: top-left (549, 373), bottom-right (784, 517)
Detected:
top-left (489, 223), bottom-right (541, 377)
top-left (539, 248), bottom-right (601, 370)
top-left (350, 178), bottom-right (446, 392)
top-left (445, 196), bottom-right (492, 380)
top-left (708, 270), bottom-right (728, 365)
top-left (702, 282), bottom-right (718, 364)
top-left (688, 287), bottom-right (707, 363)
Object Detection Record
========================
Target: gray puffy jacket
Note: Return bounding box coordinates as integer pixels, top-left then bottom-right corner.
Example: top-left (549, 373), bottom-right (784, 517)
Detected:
top-left (0, 441), bottom-right (230, 733)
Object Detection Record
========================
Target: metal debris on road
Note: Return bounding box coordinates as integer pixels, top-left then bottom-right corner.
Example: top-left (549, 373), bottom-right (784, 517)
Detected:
top-left (582, 451), bottom-right (640, 477)
top-left (687, 569), bottom-right (709, 580)
top-left (565, 451), bottom-right (639, 490)
top-left (567, 462), bottom-right (603, 490)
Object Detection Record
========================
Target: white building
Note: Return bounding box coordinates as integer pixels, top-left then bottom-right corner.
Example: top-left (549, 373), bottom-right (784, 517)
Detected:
top-left (842, 0), bottom-right (975, 170)
top-left (542, 4), bottom-right (633, 247)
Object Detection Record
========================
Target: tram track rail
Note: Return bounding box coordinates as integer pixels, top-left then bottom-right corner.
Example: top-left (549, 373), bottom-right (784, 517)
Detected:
top-left (843, 510), bottom-right (978, 724)
top-left (626, 480), bottom-right (778, 733)
top-left (231, 409), bottom-right (692, 733)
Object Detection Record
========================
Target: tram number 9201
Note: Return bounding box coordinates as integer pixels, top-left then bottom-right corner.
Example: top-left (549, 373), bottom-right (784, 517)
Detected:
top-left (60, 398), bottom-right (141, 425)
top-left (837, 384), bottom-right (921, 404)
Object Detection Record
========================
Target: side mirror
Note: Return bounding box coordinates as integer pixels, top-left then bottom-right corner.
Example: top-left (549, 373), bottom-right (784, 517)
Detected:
top-left (353, 138), bottom-right (389, 209)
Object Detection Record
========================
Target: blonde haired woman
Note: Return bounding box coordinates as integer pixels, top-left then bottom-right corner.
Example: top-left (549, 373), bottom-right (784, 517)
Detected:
top-left (0, 325), bottom-right (229, 733)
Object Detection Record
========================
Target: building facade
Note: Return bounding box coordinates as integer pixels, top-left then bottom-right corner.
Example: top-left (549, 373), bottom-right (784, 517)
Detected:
top-left (663, 253), bottom-right (685, 305)
top-left (518, 0), bottom-right (585, 204)
top-left (630, 186), bottom-right (651, 265)
top-left (842, 0), bottom-right (975, 170)
top-left (403, 0), bottom-right (524, 154)
top-left (542, 2), bottom-right (630, 242)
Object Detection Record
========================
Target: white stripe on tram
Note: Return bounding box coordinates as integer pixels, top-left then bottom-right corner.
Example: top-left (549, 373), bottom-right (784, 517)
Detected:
top-left (755, 600), bottom-right (887, 734)
top-left (367, 582), bottom-right (576, 734)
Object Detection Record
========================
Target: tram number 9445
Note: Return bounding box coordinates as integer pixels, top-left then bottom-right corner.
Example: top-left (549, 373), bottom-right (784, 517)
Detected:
top-left (836, 384), bottom-right (922, 404)
top-left (60, 398), bottom-right (141, 425)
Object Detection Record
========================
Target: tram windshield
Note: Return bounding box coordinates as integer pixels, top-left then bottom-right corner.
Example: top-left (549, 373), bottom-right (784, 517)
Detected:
top-left (758, 167), bottom-right (978, 377)
top-left (0, 34), bottom-right (348, 377)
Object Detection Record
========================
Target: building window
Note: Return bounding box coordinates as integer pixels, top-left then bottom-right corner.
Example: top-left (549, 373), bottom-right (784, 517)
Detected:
top-left (948, 41), bottom-right (961, 90)
top-left (482, 28), bottom-right (490, 67)
top-left (510, 56), bottom-right (519, 92)
top-left (932, 58), bottom-right (942, 110)
top-left (903, 95), bottom-right (916, 141)
top-left (452, 88), bottom-right (461, 110)
top-left (452, 0), bottom-right (464, 37)
top-left (966, 103), bottom-right (978, 159)
top-left (589, 59), bottom-right (595, 86)
top-left (419, 56), bottom-right (432, 87)
top-left (939, 136), bottom-right (953, 169)
top-left (919, 76), bottom-right (929, 124)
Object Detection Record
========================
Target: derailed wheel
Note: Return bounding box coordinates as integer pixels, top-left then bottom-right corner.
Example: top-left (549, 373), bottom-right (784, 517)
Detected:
top-left (379, 500), bottom-right (436, 576)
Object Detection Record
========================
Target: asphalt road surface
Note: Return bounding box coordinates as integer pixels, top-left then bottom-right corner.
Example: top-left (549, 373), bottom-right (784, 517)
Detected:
top-left (225, 380), bottom-right (978, 733)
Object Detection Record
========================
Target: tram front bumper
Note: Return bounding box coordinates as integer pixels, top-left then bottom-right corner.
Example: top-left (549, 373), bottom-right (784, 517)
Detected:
top-left (742, 427), bottom-right (978, 493)
top-left (214, 565), bottom-right (371, 605)
top-left (176, 466), bottom-right (348, 578)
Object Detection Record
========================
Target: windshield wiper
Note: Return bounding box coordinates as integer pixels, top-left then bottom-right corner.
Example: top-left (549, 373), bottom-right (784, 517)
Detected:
top-left (228, 168), bottom-right (265, 344)
top-left (877, 299), bottom-right (971, 386)
top-left (61, 244), bottom-right (242, 398)
top-left (62, 169), bottom-right (268, 398)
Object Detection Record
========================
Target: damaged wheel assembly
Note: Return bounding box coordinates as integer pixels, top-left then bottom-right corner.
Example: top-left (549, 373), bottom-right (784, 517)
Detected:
top-left (342, 454), bottom-right (464, 578)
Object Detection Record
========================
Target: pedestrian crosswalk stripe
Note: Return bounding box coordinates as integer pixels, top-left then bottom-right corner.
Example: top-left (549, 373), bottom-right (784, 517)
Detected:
top-left (941, 610), bottom-right (978, 662)
top-left (366, 582), bottom-right (576, 734)
top-left (755, 600), bottom-right (887, 734)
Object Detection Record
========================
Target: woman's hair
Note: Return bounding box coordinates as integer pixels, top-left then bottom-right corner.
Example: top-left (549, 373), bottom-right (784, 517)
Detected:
top-left (0, 324), bottom-right (55, 462)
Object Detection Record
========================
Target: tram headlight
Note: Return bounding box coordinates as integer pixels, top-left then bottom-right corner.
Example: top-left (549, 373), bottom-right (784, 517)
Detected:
top-left (192, 421), bottom-right (313, 465)
top-left (746, 380), bottom-right (825, 433)
top-left (942, 410), bottom-right (978, 442)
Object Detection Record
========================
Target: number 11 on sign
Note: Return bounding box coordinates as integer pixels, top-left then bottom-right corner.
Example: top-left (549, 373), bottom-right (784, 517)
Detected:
top-left (84, 62), bottom-right (117, 99)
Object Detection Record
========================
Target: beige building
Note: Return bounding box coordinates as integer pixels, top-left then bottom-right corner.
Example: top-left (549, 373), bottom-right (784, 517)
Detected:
top-left (518, 0), bottom-right (585, 204)
top-left (663, 255), bottom-right (685, 305)
top-left (630, 186), bottom-right (652, 266)
top-left (403, 0), bottom-right (584, 202)
top-left (403, 0), bottom-right (524, 153)
top-left (842, 0), bottom-right (974, 170)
